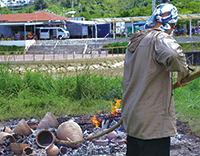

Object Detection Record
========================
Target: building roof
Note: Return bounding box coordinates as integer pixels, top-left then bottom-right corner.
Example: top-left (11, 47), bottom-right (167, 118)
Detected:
top-left (0, 11), bottom-right (73, 23)
top-left (92, 14), bottom-right (200, 23)
top-left (66, 20), bottom-right (97, 25)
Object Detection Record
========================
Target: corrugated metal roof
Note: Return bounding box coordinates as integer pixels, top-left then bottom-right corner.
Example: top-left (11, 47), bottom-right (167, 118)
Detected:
top-left (92, 14), bottom-right (200, 23)
top-left (66, 20), bottom-right (97, 25)
top-left (0, 11), bottom-right (73, 23)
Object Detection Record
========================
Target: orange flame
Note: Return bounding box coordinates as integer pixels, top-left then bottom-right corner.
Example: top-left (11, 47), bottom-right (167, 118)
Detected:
top-left (91, 99), bottom-right (121, 127)
top-left (90, 115), bottom-right (101, 127)
top-left (109, 99), bottom-right (121, 116)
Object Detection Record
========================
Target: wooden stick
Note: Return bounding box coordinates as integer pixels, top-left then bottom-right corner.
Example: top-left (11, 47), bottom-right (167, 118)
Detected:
top-left (173, 70), bottom-right (200, 89)
top-left (56, 70), bottom-right (200, 146)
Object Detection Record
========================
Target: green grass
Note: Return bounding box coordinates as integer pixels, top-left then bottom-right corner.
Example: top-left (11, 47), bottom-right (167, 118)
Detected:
top-left (179, 42), bottom-right (200, 51)
top-left (0, 65), bottom-right (123, 120)
top-left (174, 75), bottom-right (200, 135)
top-left (0, 45), bottom-right (25, 55)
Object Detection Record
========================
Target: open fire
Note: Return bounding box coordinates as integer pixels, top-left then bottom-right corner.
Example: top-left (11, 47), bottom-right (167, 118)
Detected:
top-left (0, 99), bottom-right (127, 155)
top-left (0, 99), bottom-right (198, 155)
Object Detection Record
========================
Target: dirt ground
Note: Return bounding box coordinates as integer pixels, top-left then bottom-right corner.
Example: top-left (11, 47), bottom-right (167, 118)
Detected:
top-left (170, 120), bottom-right (200, 155)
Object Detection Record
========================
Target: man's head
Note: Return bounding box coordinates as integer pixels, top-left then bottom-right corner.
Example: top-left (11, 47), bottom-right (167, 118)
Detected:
top-left (144, 3), bottom-right (178, 34)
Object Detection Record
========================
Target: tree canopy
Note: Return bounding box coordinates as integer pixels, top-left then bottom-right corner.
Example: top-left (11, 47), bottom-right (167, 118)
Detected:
top-left (2, 0), bottom-right (200, 28)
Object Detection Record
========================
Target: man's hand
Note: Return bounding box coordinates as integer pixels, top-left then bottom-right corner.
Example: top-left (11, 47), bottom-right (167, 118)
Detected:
top-left (177, 76), bottom-right (191, 87)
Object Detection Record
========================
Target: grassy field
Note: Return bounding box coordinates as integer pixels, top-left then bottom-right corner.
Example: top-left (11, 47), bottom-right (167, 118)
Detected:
top-left (0, 64), bottom-right (200, 136)
top-left (0, 65), bottom-right (123, 120)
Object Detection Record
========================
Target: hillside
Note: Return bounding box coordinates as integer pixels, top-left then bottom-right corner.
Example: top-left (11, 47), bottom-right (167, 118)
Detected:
top-left (1, 0), bottom-right (200, 27)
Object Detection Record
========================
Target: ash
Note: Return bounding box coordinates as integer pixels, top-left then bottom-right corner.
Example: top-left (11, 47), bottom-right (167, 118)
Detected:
top-left (0, 114), bottom-right (200, 156)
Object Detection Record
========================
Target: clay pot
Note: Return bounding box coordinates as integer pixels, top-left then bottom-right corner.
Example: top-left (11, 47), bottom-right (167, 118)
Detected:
top-left (93, 139), bottom-right (109, 146)
top-left (27, 122), bottom-right (38, 130)
top-left (111, 138), bottom-right (126, 145)
top-left (59, 146), bottom-right (68, 155)
top-left (36, 130), bottom-right (55, 148)
top-left (22, 146), bottom-right (34, 156)
top-left (3, 126), bottom-right (13, 133)
top-left (56, 120), bottom-right (83, 148)
top-left (107, 130), bottom-right (117, 140)
top-left (45, 144), bottom-right (59, 156)
top-left (0, 132), bottom-right (16, 143)
top-left (10, 143), bottom-right (29, 155)
top-left (37, 112), bottom-right (59, 129)
top-left (13, 119), bottom-right (33, 136)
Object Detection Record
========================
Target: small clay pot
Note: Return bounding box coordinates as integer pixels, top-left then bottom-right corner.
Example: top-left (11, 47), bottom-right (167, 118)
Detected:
top-left (13, 119), bottom-right (33, 136)
top-left (107, 130), bottom-right (117, 140)
top-left (10, 143), bottom-right (29, 155)
top-left (56, 120), bottom-right (83, 148)
top-left (45, 144), bottom-right (59, 156)
top-left (27, 122), bottom-right (38, 130)
top-left (37, 112), bottom-right (59, 129)
top-left (59, 146), bottom-right (68, 155)
top-left (0, 132), bottom-right (16, 143)
top-left (3, 127), bottom-right (13, 133)
top-left (93, 139), bottom-right (109, 146)
top-left (0, 150), bottom-right (4, 155)
top-left (111, 138), bottom-right (126, 145)
top-left (36, 130), bottom-right (55, 148)
top-left (22, 146), bottom-right (34, 156)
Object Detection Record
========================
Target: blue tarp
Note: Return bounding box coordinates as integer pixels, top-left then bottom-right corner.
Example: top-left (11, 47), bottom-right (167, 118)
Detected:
top-left (133, 21), bottom-right (147, 26)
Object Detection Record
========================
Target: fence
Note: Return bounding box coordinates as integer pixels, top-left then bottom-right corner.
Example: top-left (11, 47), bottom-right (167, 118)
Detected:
top-left (0, 46), bottom-right (126, 62)
top-left (1, 44), bottom-right (200, 66)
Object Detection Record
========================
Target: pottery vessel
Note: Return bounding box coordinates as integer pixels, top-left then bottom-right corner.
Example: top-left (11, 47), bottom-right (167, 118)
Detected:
top-left (3, 127), bottom-right (13, 133)
top-left (37, 112), bottom-right (59, 129)
top-left (45, 144), bottom-right (60, 156)
top-left (10, 143), bottom-right (29, 155)
top-left (56, 120), bottom-right (83, 148)
top-left (59, 146), bottom-right (68, 155)
top-left (93, 138), bottom-right (109, 146)
top-left (0, 150), bottom-right (4, 155)
top-left (0, 132), bottom-right (16, 143)
top-left (13, 119), bottom-right (33, 136)
top-left (111, 138), bottom-right (126, 145)
top-left (22, 146), bottom-right (34, 155)
top-left (107, 130), bottom-right (117, 140)
top-left (27, 122), bottom-right (38, 130)
top-left (36, 130), bottom-right (55, 148)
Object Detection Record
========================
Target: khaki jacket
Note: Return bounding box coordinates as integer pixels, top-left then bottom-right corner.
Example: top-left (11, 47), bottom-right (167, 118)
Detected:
top-left (121, 29), bottom-right (190, 140)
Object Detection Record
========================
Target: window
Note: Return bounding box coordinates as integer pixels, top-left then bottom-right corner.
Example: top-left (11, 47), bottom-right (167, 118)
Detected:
top-left (58, 29), bottom-right (63, 32)
top-left (41, 29), bottom-right (49, 32)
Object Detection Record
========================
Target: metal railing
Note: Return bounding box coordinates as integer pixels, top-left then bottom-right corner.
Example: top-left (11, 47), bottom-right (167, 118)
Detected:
top-left (1, 45), bottom-right (200, 66)
top-left (0, 46), bottom-right (126, 62)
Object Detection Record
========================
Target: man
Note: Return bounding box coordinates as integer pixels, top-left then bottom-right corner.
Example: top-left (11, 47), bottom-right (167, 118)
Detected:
top-left (121, 3), bottom-right (192, 156)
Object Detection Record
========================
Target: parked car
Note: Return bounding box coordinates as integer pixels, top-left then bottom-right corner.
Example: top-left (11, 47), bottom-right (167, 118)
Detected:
top-left (38, 27), bottom-right (70, 40)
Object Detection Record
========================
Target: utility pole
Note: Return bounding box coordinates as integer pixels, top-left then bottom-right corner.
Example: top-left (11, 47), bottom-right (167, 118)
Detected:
top-left (72, 0), bottom-right (74, 11)
top-left (27, 0), bottom-right (29, 13)
top-left (152, 0), bottom-right (156, 13)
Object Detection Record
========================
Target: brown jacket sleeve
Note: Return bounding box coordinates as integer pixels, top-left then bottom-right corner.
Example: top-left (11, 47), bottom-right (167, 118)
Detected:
top-left (155, 33), bottom-right (190, 78)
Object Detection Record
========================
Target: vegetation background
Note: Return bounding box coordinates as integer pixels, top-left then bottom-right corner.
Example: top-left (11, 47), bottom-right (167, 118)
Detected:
top-left (1, 0), bottom-right (200, 29)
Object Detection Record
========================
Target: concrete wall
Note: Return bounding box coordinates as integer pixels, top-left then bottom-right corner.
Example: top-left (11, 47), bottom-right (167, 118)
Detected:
top-left (0, 40), bottom-right (36, 49)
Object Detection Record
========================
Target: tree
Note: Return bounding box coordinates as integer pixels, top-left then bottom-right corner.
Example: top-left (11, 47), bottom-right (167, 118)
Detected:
top-left (34, 0), bottom-right (49, 10)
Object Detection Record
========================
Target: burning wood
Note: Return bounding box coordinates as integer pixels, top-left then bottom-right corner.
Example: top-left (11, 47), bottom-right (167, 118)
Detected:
top-left (109, 99), bottom-right (121, 116)
top-left (90, 115), bottom-right (101, 128)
